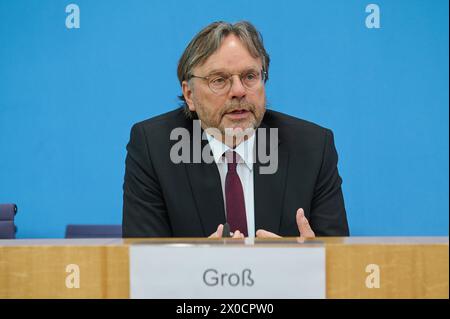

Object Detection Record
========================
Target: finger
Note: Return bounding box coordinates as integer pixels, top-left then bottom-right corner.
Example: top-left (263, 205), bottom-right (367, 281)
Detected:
top-left (296, 208), bottom-right (315, 238)
top-left (232, 230), bottom-right (242, 239)
top-left (216, 224), bottom-right (224, 237)
top-left (208, 224), bottom-right (223, 238)
top-left (256, 229), bottom-right (282, 238)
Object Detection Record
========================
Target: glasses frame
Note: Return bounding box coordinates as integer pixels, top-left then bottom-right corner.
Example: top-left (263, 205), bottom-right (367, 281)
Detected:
top-left (188, 69), bottom-right (268, 95)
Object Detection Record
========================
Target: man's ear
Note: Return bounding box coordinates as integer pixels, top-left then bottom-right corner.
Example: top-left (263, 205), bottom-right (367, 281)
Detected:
top-left (182, 81), bottom-right (195, 112)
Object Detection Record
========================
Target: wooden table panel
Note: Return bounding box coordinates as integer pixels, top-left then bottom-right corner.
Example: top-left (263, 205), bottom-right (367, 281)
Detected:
top-left (0, 237), bottom-right (447, 299)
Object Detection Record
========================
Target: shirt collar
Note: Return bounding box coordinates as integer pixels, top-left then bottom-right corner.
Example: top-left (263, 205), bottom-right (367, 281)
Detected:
top-left (205, 131), bottom-right (255, 171)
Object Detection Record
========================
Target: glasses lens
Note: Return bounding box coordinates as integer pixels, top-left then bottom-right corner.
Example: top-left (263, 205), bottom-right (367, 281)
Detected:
top-left (209, 74), bottom-right (229, 92)
top-left (242, 70), bottom-right (261, 89)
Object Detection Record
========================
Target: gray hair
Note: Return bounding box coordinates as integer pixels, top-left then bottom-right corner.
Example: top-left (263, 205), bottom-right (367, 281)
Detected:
top-left (177, 21), bottom-right (270, 118)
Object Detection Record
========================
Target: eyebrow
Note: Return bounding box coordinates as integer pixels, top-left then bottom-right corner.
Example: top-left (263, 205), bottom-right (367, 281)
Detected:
top-left (206, 67), bottom-right (260, 75)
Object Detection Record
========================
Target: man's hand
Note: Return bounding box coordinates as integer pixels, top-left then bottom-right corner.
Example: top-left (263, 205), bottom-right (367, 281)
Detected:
top-left (208, 224), bottom-right (245, 239)
top-left (256, 208), bottom-right (316, 239)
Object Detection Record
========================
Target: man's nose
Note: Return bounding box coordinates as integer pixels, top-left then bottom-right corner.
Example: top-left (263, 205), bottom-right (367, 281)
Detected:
top-left (229, 75), bottom-right (246, 99)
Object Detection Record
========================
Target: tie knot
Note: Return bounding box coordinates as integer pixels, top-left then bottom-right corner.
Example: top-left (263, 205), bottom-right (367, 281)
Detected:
top-left (224, 151), bottom-right (240, 172)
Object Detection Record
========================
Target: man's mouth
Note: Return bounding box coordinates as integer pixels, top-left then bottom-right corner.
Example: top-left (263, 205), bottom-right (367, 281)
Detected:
top-left (229, 109), bottom-right (247, 114)
top-left (225, 109), bottom-right (251, 119)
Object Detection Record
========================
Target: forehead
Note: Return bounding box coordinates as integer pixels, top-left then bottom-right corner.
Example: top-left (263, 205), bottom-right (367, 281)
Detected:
top-left (198, 34), bottom-right (262, 74)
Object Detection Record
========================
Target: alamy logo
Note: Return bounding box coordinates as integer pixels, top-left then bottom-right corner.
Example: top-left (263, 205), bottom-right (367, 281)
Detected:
top-left (65, 4), bottom-right (80, 29)
top-left (365, 264), bottom-right (380, 288)
top-left (169, 120), bottom-right (279, 175)
top-left (365, 4), bottom-right (381, 29)
top-left (65, 264), bottom-right (80, 288)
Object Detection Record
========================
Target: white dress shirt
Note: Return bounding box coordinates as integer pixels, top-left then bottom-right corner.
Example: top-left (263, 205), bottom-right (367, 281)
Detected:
top-left (205, 132), bottom-right (255, 238)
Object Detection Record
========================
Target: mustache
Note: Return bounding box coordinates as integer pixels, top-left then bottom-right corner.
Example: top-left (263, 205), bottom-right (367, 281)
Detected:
top-left (221, 100), bottom-right (256, 116)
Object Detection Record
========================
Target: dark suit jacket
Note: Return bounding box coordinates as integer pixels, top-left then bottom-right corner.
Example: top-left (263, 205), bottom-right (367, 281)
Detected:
top-left (122, 107), bottom-right (349, 237)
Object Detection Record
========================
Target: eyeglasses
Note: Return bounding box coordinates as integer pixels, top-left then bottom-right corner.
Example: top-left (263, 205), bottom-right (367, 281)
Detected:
top-left (189, 69), bottom-right (268, 95)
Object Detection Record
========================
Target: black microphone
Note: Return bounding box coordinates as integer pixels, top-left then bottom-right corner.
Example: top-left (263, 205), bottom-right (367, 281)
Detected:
top-left (222, 223), bottom-right (231, 238)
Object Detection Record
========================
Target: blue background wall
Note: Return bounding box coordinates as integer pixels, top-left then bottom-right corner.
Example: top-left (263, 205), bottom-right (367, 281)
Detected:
top-left (0, 0), bottom-right (448, 238)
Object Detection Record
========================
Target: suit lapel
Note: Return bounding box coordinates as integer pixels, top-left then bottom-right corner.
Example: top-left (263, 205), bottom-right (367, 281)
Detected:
top-left (185, 124), bottom-right (226, 236)
top-left (254, 122), bottom-right (289, 234)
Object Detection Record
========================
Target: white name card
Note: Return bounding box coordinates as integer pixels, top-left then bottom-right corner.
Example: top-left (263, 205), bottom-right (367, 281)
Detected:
top-left (130, 243), bottom-right (325, 299)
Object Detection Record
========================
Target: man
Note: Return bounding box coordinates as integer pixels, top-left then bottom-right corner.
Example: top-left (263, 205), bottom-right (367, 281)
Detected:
top-left (122, 21), bottom-right (349, 238)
